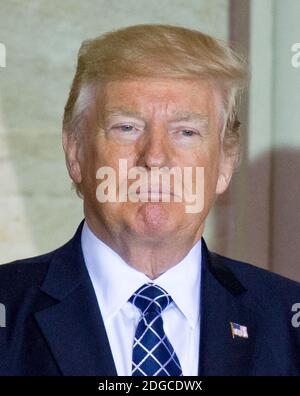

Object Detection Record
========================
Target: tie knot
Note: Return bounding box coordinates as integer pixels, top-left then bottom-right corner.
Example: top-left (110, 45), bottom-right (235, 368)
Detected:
top-left (129, 283), bottom-right (172, 317)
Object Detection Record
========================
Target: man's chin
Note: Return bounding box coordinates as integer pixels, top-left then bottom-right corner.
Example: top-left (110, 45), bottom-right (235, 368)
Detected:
top-left (133, 202), bottom-right (179, 237)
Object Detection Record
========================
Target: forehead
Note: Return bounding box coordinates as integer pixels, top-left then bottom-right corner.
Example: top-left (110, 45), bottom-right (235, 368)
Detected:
top-left (98, 78), bottom-right (220, 117)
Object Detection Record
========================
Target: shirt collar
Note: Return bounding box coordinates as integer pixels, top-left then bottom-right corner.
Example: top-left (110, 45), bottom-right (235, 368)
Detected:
top-left (81, 220), bottom-right (201, 329)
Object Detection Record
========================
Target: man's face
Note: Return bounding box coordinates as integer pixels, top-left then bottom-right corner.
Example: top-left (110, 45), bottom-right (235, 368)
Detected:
top-left (73, 78), bottom-right (234, 243)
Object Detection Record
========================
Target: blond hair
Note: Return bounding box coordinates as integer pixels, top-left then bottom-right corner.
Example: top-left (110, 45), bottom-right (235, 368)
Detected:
top-left (63, 24), bottom-right (249, 195)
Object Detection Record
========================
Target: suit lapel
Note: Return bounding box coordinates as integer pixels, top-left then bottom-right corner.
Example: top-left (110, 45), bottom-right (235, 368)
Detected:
top-left (199, 240), bottom-right (263, 376)
top-left (34, 220), bottom-right (117, 376)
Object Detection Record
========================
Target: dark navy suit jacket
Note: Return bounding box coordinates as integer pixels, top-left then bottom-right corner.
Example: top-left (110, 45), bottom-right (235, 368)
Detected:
top-left (1, 220), bottom-right (300, 376)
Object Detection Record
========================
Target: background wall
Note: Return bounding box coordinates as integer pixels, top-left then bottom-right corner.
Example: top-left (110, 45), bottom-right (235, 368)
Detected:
top-left (219, 0), bottom-right (300, 281)
top-left (0, 0), bottom-right (299, 282)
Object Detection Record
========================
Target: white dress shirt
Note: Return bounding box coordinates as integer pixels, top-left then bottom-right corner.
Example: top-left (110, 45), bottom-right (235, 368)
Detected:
top-left (81, 220), bottom-right (201, 376)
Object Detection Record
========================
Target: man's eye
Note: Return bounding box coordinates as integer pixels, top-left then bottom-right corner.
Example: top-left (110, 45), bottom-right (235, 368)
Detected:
top-left (118, 125), bottom-right (135, 132)
top-left (181, 129), bottom-right (199, 137)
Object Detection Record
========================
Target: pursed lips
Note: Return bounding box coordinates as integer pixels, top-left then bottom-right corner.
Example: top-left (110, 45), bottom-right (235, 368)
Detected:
top-left (131, 186), bottom-right (176, 198)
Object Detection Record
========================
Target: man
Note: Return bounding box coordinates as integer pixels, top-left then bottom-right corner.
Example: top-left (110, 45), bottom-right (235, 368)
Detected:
top-left (0, 24), bottom-right (300, 376)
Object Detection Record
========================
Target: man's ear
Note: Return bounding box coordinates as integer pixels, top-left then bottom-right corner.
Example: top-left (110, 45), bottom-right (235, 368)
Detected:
top-left (62, 129), bottom-right (82, 184)
top-left (215, 151), bottom-right (236, 195)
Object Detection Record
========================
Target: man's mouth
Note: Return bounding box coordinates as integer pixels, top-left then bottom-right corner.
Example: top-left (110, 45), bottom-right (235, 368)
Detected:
top-left (131, 186), bottom-right (175, 199)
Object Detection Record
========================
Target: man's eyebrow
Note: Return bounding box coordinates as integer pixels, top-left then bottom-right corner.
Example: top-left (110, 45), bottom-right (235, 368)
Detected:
top-left (168, 112), bottom-right (209, 123)
top-left (103, 108), bottom-right (208, 123)
top-left (104, 108), bottom-right (145, 120)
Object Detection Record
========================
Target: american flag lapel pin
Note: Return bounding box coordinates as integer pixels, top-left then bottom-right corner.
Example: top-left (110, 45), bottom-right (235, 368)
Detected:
top-left (230, 321), bottom-right (248, 339)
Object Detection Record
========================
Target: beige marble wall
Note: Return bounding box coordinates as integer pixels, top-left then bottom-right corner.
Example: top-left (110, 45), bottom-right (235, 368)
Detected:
top-left (0, 0), bottom-right (229, 263)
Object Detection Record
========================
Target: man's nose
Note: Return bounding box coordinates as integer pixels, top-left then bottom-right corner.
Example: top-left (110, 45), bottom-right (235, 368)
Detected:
top-left (136, 125), bottom-right (172, 169)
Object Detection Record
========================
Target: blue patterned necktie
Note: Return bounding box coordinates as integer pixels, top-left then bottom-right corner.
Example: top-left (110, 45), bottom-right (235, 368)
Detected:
top-left (128, 283), bottom-right (183, 376)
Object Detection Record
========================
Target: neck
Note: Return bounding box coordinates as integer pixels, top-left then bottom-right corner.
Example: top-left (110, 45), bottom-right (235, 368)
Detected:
top-left (84, 214), bottom-right (203, 280)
